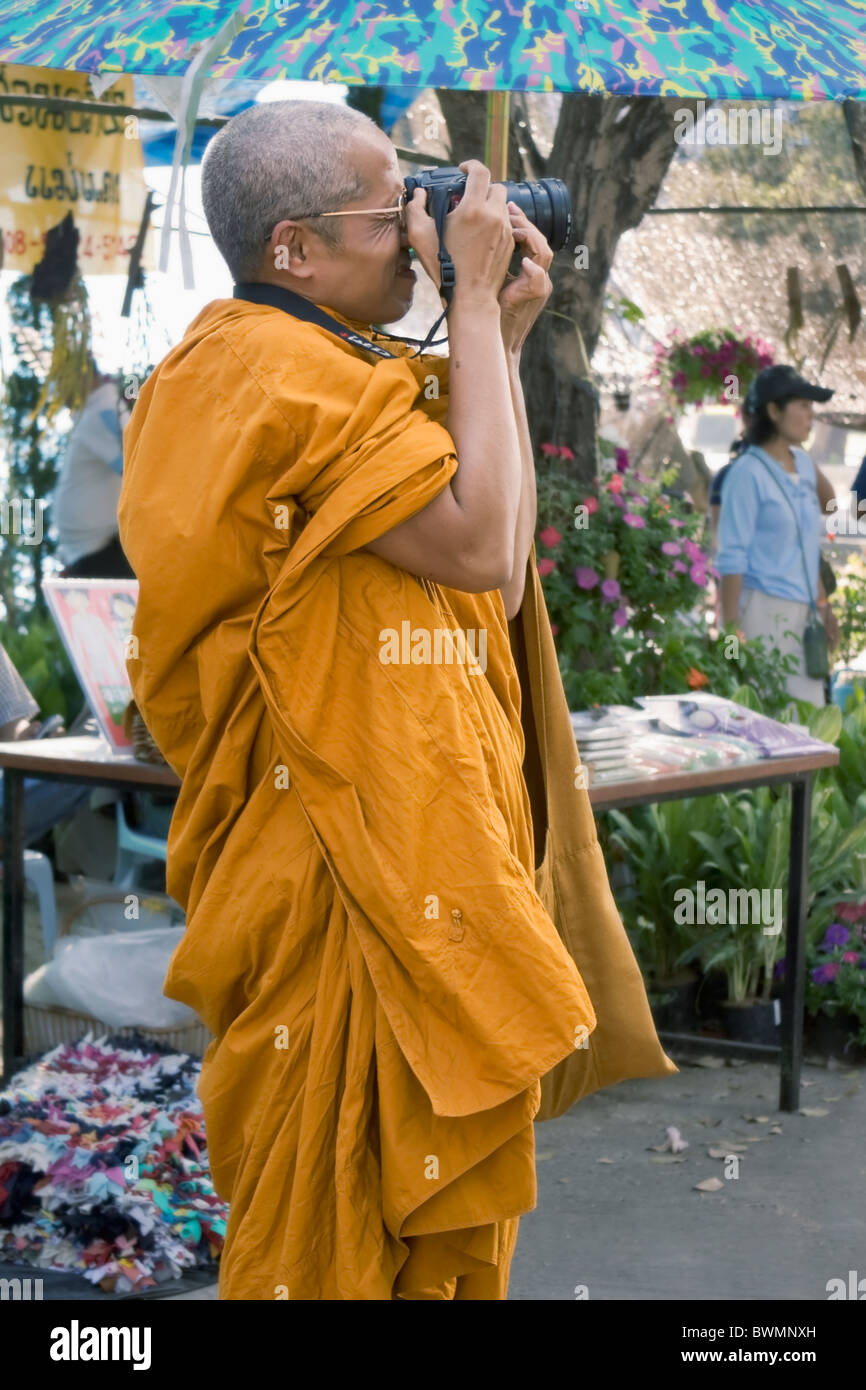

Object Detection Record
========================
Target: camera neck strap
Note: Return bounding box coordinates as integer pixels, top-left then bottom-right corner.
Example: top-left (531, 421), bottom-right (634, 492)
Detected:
top-left (232, 281), bottom-right (449, 360)
top-left (233, 282), bottom-right (398, 359)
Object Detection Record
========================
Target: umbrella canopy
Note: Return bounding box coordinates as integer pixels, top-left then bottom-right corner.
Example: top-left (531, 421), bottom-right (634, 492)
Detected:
top-left (0, 0), bottom-right (864, 99)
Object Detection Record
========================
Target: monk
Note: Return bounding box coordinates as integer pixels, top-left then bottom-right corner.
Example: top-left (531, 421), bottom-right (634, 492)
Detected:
top-left (119, 100), bottom-right (675, 1301)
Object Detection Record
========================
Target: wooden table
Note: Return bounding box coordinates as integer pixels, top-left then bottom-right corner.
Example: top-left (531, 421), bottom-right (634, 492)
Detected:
top-left (1, 736), bottom-right (178, 1084)
top-left (587, 747), bottom-right (840, 1112)
top-left (1, 737), bottom-right (840, 1112)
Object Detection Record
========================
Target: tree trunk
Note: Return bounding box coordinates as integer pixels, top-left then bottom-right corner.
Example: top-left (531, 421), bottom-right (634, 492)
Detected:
top-left (435, 92), bottom-right (699, 481)
top-left (844, 99), bottom-right (866, 196)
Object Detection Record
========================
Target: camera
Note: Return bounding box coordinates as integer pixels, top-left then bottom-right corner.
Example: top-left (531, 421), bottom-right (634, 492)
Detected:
top-left (403, 166), bottom-right (572, 300)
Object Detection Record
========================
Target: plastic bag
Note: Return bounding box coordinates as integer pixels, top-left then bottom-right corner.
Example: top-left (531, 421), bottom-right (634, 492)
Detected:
top-left (24, 927), bottom-right (197, 1030)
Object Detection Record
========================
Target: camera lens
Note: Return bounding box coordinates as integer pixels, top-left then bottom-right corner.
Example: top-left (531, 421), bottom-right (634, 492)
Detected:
top-left (503, 178), bottom-right (572, 252)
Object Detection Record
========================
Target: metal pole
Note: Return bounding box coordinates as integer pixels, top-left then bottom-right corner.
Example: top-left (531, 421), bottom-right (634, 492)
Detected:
top-left (779, 774), bottom-right (812, 1112)
top-left (485, 92), bottom-right (511, 180)
top-left (2, 769), bottom-right (25, 1085)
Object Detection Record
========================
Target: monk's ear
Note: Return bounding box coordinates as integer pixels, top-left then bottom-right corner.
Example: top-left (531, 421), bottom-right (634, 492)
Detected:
top-left (268, 220), bottom-right (311, 279)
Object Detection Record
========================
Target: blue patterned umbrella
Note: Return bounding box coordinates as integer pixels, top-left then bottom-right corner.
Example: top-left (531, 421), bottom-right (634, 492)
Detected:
top-left (0, 0), bottom-right (864, 99)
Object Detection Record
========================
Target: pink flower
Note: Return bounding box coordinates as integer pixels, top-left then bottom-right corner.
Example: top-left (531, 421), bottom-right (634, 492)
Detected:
top-left (559, 446), bottom-right (576, 461)
top-left (661, 541), bottom-right (681, 556)
top-left (539, 526), bottom-right (562, 548)
top-left (683, 539), bottom-right (704, 562)
top-left (575, 566), bottom-right (599, 590)
top-left (624, 512), bottom-right (646, 528)
top-left (672, 560), bottom-right (688, 573)
top-left (669, 518), bottom-right (686, 528)
top-left (537, 558), bottom-right (556, 577)
top-left (690, 564), bottom-right (708, 586)
top-left (601, 578), bottom-right (621, 601)
top-left (613, 607), bottom-right (628, 627)
top-left (843, 951), bottom-right (859, 964)
top-left (584, 496), bottom-right (599, 515)
top-left (608, 474), bottom-right (624, 495)
top-left (540, 443), bottom-right (559, 457)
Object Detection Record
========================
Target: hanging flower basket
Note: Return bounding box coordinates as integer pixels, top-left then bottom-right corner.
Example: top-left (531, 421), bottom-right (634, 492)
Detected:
top-left (650, 328), bottom-right (775, 413)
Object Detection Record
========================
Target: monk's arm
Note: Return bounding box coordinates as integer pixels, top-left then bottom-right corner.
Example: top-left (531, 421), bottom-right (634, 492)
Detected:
top-left (362, 293), bottom-right (523, 592)
top-left (499, 352), bottom-right (536, 619)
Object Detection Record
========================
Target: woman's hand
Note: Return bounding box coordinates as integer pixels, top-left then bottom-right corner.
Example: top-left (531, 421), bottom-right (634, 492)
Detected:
top-left (498, 203), bottom-right (553, 357)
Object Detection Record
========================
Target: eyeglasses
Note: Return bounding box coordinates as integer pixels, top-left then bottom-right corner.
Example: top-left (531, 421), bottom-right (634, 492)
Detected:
top-left (264, 195), bottom-right (406, 242)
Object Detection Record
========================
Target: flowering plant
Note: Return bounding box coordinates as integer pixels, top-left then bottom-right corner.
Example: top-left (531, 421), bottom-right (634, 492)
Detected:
top-left (534, 443), bottom-right (792, 710)
top-left (803, 908), bottom-right (866, 1046)
top-left (650, 327), bottom-right (775, 411)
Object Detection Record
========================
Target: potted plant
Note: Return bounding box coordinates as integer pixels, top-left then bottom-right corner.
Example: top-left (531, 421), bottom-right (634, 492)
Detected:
top-left (606, 796), bottom-right (729, 1030)
top-left (804, 913), bottom-right (866, 1059)
top-left (649, 327), bottom-right (775, 413)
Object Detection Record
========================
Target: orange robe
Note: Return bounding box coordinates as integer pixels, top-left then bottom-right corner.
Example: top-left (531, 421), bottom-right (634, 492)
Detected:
top-left (119, 296), bottom-right (674, 1300)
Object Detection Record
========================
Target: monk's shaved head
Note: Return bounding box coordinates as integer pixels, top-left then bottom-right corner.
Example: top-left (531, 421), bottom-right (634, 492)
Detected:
top-left (202, 99), bottom-right (381, 281)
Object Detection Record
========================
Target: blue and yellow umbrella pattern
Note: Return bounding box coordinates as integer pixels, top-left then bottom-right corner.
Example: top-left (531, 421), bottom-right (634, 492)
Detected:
top-left (0, 0), bottom-right (863, 98)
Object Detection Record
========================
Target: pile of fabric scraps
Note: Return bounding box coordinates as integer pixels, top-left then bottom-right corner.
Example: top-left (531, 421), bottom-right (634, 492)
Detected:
top-left (0, 1033), bottom-right (226, 1294)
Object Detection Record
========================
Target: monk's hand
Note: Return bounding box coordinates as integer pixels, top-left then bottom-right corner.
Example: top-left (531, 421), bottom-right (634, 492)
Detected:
top-left (498, 202), bottom-right (553, 358)
top-left (405, 186), bottom-right (444, 298)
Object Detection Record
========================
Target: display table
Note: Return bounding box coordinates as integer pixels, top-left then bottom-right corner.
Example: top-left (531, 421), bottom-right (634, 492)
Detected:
top-left (587, 748), bottom-right (840, 1112)
top-left (1, 736), bottom-right (179, 1083)
top-left (1, 736), bottom-right (841, 1112)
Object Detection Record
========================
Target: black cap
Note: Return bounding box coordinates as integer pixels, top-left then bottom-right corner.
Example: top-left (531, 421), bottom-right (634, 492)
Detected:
top-left (749, 365), bottom-right (833, 408)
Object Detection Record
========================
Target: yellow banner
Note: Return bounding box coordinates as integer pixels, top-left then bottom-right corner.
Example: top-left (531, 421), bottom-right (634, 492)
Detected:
top-left (0, 64), bottom-right (149, 276)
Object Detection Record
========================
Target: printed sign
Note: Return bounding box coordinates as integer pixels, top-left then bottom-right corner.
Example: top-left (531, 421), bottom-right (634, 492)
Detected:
top-left (0, 64), bottom-right (149, 274)
top-left (43, 577), bottom-right (138, 751)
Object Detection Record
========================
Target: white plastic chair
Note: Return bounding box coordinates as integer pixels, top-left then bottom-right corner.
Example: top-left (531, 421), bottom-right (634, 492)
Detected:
top-left (113, 799), bottom-right (168, 890)
top-left (24, 849), bottom-right (58, 957)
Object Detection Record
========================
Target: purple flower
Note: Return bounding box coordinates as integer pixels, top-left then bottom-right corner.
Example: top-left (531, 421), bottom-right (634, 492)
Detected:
top-left (601, 578), bottom-right (621, 601)
top-left (613, 606), bottom-right (629, 628)
top-left (811, 963), bottom-right (840, 985)
top-left (624, 513), bottom-right (646, 528)
top-left (773, 960), bottom-right (786, 979)
top-left (615, 447), bottom-right (630, 474)
top-left (821, 922), bottom-right (849, 950)
top-left (661, 541), bottom-right (681, 556)
top-left (575, 566), bottom-right (599, 590)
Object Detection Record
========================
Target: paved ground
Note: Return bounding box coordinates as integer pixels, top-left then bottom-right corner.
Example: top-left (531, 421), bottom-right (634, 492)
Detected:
top-left (509, 1052), bottom-right (865, 1302)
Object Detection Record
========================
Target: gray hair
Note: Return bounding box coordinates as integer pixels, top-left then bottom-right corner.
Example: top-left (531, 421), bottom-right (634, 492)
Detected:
top-left (201, 100), bottom-right (380, 281)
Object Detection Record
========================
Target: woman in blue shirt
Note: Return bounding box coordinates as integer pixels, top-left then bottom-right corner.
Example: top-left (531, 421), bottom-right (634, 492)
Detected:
top-left (716, 365), bottom-right (837, 705)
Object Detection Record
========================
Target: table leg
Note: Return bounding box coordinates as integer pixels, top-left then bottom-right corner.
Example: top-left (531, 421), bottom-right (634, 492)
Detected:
top-left (779, 773), bottom-right (812, 1113)
top-left (2, 768), bottom-right (25, 1086)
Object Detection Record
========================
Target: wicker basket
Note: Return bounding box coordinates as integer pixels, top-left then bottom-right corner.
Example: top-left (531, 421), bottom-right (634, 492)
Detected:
top-left (24, 893), bottom-right (212, 1059)
top-left (23, 1003), bottom-right (211, 1058)
top-left (123, 700), bottom-right (168, 766)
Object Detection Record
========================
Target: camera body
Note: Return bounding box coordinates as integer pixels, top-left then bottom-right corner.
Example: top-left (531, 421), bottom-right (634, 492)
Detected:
top-left (404, 166), bottom-right (573, 255)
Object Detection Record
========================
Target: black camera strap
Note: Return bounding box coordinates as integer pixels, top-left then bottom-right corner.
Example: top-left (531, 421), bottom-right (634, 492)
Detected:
top-left (233, 281), bottom-right (449, 360)
top-left (233, 282), bottom-right (399, 359)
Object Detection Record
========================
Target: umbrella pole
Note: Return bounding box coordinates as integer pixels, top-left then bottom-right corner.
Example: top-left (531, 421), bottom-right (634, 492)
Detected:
top-left (485, 92), bottom-right (511, 180)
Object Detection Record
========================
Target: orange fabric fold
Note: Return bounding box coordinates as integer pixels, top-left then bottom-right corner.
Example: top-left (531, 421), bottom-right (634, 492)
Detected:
top-left (119, 299), bottom-right (597, 1299)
